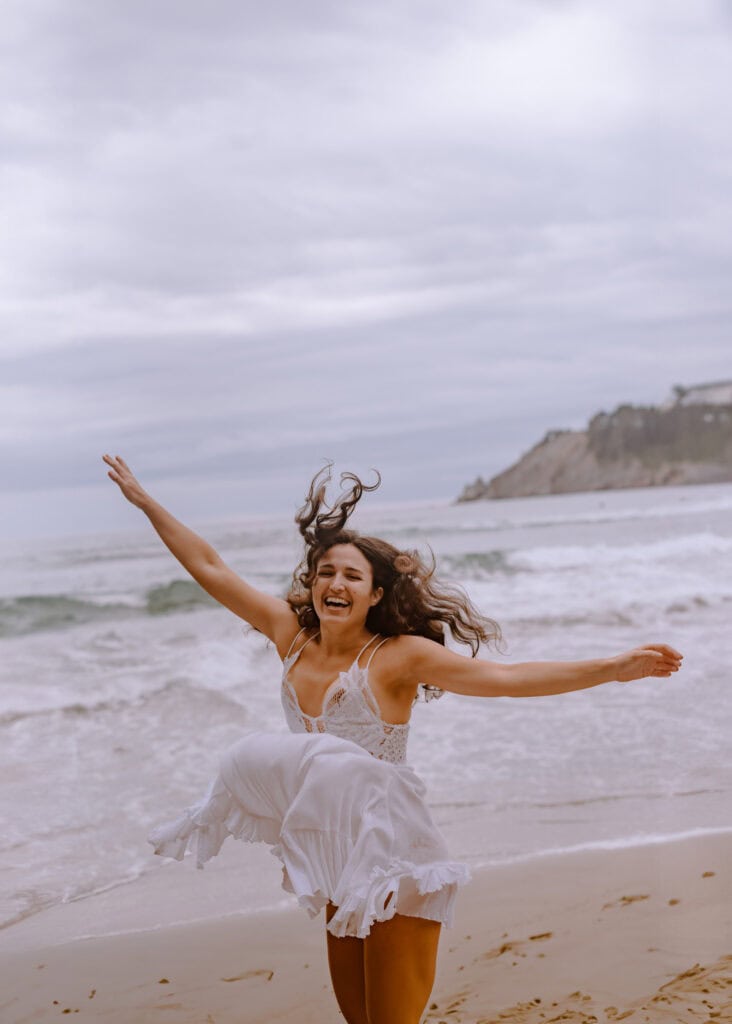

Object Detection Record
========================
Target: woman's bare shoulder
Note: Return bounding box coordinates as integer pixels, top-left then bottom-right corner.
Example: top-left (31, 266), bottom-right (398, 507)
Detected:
top-left (388, 634), bottom-right (449, 655)
top-left (379, 634), bottom-right (448, 684)
top-left (273, 618), bottom-right (316, 663)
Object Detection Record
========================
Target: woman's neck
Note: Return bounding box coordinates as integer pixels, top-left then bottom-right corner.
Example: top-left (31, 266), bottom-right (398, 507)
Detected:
top-left (315, 623), bottom-right (375, 659)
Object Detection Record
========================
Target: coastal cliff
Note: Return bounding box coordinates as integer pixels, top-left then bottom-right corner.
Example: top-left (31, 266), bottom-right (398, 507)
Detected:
top-left (458, 381), bottom-right (732, 501)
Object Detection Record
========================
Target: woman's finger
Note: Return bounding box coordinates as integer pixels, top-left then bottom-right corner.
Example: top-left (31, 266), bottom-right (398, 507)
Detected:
top-left (643, 643), bottom-right (683, 661)
top-left (655, 643), bottom-right (683, 659)
top-left (654, 656), bottom-right (680, 674)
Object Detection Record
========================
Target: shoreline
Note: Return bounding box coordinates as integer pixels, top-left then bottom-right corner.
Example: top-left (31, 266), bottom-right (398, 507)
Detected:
top-left (4, 824), bottom-right (729, 951)
top-left (1, 829), bottom-right (729, 1023)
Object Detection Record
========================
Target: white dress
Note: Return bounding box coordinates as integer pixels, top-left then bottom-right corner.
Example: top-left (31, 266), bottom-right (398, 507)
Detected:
top-left (147, 631), bottom-right (472, 939)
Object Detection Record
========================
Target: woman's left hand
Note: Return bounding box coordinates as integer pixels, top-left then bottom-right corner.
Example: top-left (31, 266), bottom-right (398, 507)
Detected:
top-left (612, 644), bottom-right (683, 683)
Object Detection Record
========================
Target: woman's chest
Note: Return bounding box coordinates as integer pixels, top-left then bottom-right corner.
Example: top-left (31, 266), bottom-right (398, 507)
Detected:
top-left (286, 663), bottom-right (415, 726)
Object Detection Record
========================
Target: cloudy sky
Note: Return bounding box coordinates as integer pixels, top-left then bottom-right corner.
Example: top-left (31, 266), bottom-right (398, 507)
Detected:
top-left (1, 0), bottom-right (730, 538)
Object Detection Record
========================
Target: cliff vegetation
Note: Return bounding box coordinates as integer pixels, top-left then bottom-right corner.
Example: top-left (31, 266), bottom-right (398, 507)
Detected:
top-left (458, 386), bottom-right (732, 501)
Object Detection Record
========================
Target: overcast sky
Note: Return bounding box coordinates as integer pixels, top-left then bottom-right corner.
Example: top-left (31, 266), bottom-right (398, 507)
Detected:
top-left (1, 0), bottom-right (731, 539)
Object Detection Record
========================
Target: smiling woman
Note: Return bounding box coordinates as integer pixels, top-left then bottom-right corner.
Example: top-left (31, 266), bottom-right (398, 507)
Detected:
top-left (102, 453), bottom-right (683, 1024)
top-left (285, 464), bottom-right (504, 707)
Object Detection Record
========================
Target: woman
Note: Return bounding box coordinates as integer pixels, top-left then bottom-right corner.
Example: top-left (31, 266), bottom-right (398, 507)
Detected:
top-left (103, 454), bottom-right (683, 1024)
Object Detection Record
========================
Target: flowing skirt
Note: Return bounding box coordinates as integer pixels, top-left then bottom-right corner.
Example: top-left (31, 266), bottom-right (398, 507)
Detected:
top-left (147, 731), bottom-right (472, 939)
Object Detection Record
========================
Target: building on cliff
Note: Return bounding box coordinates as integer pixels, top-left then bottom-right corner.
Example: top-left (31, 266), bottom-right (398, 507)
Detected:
top-left (661, 380), bottom-right (732, 409)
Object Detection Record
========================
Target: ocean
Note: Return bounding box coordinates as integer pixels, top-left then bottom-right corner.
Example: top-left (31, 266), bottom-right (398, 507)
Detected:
top-left (1, 481), bottom-right (731, 941)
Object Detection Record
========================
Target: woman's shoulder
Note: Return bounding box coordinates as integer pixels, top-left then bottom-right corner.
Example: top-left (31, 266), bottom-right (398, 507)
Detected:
top-left (385, 633), bottom-right (444, 656)
top-left (276, 621), bottom-right (318, 662)
top-left (373, 635), bottom-right (448, 704)
top-left (376, 634), bottom-right (443, 681)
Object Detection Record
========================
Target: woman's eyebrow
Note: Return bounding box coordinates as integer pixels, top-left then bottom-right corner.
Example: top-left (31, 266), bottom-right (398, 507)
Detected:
top-left (319, 562), bottom-right (363, 573)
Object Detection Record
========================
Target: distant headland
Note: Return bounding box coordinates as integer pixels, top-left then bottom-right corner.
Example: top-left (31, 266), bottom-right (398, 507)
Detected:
top-left (458, 380), bottom-right (732, 502)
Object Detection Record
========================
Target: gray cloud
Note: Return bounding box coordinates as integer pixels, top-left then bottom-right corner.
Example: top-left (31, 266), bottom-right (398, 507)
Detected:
top-left (1, 0), bottom-right (731, 536)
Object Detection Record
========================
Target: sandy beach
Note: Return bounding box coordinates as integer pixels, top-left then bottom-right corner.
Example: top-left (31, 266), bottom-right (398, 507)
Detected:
top-left (1, 830), bottom-right (729, 1023)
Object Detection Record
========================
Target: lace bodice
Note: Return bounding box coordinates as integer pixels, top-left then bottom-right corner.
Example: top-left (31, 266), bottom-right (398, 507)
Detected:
top-left (280, 631), bottom-right (410, 765)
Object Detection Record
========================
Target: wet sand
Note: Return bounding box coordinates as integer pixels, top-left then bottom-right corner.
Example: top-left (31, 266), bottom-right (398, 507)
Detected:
top-left (1, 830), bottom-right (730, 1023)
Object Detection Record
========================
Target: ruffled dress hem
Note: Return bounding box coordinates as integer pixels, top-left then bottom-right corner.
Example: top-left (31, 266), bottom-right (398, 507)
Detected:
top-left (147, 768), bottom-right (472, 940)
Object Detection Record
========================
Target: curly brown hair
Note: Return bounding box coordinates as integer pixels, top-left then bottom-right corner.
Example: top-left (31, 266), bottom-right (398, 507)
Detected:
top-left (286, 464), bottom-right (505, 702)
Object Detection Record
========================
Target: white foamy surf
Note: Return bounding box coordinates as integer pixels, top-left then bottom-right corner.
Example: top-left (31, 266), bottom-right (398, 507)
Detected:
top-left (1, 481), bottom-right (730, 936)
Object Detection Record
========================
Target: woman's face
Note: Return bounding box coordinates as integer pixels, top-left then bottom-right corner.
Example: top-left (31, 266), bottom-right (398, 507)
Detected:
top-left (312, 544), bottom-right (383, 627)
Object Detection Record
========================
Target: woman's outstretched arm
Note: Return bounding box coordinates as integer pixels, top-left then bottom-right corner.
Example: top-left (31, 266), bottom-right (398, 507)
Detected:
top-left (102, 454), bottom-right (297, 643)
top-left (396, 635), bottom-right (684, 697)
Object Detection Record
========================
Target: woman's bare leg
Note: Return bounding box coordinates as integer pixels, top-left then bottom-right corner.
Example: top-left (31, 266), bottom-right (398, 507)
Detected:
top-left (325, 901), bottom-right (368, 1024)
top-left (363, 910), bottom-right (442, 1024)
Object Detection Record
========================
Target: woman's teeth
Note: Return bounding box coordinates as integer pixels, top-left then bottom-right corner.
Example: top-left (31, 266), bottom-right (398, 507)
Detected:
top-left (324, 598), bottom-right (349, 607)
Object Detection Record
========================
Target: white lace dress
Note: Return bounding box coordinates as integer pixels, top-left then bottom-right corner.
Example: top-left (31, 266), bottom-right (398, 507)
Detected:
top-left (147, 631), bottom-right (472, 939)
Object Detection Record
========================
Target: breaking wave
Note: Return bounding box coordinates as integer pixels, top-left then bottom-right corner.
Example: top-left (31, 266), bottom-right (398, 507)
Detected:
top-left (0, 581), bottom-right (220, 638)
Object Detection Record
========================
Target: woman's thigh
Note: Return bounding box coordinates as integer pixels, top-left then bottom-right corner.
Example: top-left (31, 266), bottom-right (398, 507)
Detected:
top-left (324, 901), bottom-right (367, 1024)
top-left (363, 912), bottom-right (442, 1024)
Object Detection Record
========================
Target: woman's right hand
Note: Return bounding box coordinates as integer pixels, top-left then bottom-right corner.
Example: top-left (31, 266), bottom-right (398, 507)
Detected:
top-left (102, 454), bottom-right (150, 509)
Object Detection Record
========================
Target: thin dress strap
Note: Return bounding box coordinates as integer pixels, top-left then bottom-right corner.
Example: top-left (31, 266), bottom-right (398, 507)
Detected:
top-left (284, 627), bottom-right (318, 661)
top-left (365, 635), bottom-right (390, 669)
top-left (353, 633), bottom-right (382, 666)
